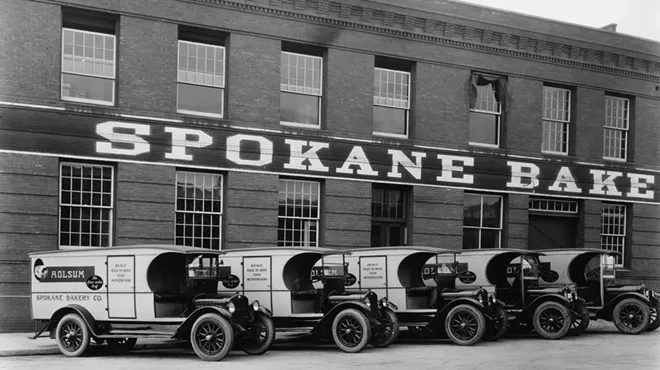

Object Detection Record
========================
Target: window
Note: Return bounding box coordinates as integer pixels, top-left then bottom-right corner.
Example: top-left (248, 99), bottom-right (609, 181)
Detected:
top-left (542, 86), bottom-right (571, 155)
top-left (61, 9), bottom-right (116, 105)
top-left (373, 67), bottom-right (411, 137)
top-left (603, 96), bottom-right (630, 161)
top-left (175, 172), bottom-right (223, 250)
top-left (469, 74), bottom-right (507, 147)
top-left (529, 198), bottom-right (578, 214)
top-left (278, 179), bottom-right (320, 247)
top-left (177, 37), bottom-right (225, 118)
top-left (371, 186), bottom-right (408, 247)
top-left (280, 51), bottom-right (322, 127)
top-left (463, 193), bottom-right (503, 249)
top-left (601, 203), bottom-right (627, 266)
top-left (59, 163), bottom-right (113, 248)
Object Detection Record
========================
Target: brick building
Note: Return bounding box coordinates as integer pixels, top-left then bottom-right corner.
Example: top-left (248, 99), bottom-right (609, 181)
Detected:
top-left (1, 0), bottom-right (659, 332)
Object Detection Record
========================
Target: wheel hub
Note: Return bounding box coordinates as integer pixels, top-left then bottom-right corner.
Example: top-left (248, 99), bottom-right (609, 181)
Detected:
top-left (205, 334), bottom-right (214, 341)
top-left (629, 314), bottom-right (634, 319)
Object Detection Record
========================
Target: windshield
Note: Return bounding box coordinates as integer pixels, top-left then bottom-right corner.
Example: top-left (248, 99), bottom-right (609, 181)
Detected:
top-left (601, 254), bottom-right (616, 279)
top-left (521, 256), bottom-right (539, 280)
top-left (187, 254), bottom-right (218, 278)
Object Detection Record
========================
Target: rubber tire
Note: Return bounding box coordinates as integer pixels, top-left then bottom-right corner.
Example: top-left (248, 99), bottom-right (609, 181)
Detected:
top-left (190, 313), bottom-right (234, 361)
top-left (370, 308), bottom-right (399, 348)
top-left (569, 303), bottom-right (590, 336)
top-left (241, 312), bottom-right (275, 355)
top-left (56, 313), bottom-right (91, 357)
top-left (646, 300), bottom-right (660, 332)
top-left (533, 301), bottom-right (572, 340)
top-left (444, 304), bottom-right (486, 346)
top-left (106, 338), bottom-right (137, 353)
top-left (612, 298), bottom-right (651, 335)
top-left (484, 305), bottom-right (508, 341)
top-left (332, 308), bottom-right (372, 353)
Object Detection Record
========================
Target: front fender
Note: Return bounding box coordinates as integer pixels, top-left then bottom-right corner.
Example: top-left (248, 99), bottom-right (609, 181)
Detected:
top-left (314, 301), bottom-right (373, 331)
top-left (427, 297), bottom-right (487, 329)
top-left (601, 292), bottom-right (651, 318)
top-left (255, 306), bottom-right (272, 317)
top-left (48, 304), bottom-right (97, 339)
top-left (526, 294), bottom-right (573, 316)
top-left (174, 306), bottom-right (232, 339)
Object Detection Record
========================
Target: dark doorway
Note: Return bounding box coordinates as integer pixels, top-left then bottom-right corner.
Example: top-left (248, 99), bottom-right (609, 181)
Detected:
top-left (528, 215), bottom-right (578, 250)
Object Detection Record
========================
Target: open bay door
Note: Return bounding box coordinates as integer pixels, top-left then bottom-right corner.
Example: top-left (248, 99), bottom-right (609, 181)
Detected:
top-left (107, 255), bottom-right (136, 319)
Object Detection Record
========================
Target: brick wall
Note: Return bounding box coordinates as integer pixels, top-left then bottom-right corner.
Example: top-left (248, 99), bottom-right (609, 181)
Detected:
top-left (411, 187), bottom-right (463, 248)
top-left (507, 194), bottom-right (529, 249)
top-left (324, 179), bottom-right (371, 248)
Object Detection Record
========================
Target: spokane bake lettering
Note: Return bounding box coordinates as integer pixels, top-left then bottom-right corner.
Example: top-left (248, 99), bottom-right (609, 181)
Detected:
top-left (94, 121), bottom-right (657, 202)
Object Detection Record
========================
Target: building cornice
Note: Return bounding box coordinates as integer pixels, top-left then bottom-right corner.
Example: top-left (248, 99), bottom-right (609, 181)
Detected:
top-left (190, 0), bottom-right (660, 82)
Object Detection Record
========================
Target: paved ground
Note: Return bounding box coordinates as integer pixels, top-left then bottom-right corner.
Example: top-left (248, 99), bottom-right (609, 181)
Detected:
top-left (0, 322), bottom-right (658, 370)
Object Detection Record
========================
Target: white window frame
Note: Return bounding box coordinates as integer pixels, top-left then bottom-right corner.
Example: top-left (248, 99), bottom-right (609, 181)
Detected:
top-left (58, 162), bottom-right (114, 250)
top-left (542, 86), bottom-right (571, 155)
top-left (529, 198), bottom-right (579, 214)
top-left (174, 171), bottom-right (224, 250)
top-left (463, 193), bottom-right (503, 249)
top-left (601, 203), bottom-right (627, 267)
top-left (278, 179), bottom-right (320, 247)
top-left (469, 82), bottom-right (502, 148)
top-left (61, 28), bottom-right (116, 106)
top-left (603, 96), bottom-right (629, 162)
top-left (280, 51), bottom-right (323, 128)
top-left (373, 67), bottom-right (411, 138)
top-left (176, 40), bottom-right (226, 119)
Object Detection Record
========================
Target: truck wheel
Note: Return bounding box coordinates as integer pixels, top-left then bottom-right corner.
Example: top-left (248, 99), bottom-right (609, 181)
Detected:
top-left (484, 305), bottom-right (508, 341)
top-left (241, 312), bottom-right (275, 355)
top-left (56, 313), bottom-right (90, 357)
top-left (569, 303), bottom-right (590, 336)
top-left (647, 300), bottom-right (660, 332)
top-left (107, 338), bottom-right (137, 353)
top-left (445, 304), bottom-right (486, 346)
top-left (190, 313), bottom-right (234, 361)
top-left (533, 301), bottom-right (571, 340)
top-left (613, 298), bottom-right (650, 334)
top-left (370, 308), bottom-right (399, 348)
top-left (332, 308), bottom-right (371, 353)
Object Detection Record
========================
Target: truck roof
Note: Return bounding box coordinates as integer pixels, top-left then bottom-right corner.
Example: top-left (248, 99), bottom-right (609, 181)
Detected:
top-left (29, 244), bottom-right (227, 257)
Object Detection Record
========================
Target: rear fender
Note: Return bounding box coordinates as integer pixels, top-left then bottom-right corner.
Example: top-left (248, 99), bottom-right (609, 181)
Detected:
top-left (174, 306), bottom-right (232, 339)
top-left (48, 304), bottom-right (98, 339)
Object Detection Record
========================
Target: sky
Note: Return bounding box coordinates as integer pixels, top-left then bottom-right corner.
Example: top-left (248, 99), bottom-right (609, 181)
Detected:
top-left (456, 0), bottom-right (660, 42)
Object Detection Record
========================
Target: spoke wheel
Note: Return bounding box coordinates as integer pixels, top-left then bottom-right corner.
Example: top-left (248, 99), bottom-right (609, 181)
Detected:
top-left (241, 312), bottom-right (275, 355)
top-left (484, 305), bottom-right (509, 341)
top-left (533, 301), bottom-right (571, 340)
top-left (569, 303), bottom-right (590, 336)
top-left (55, 313), bottom-right (90, 357)
top-left (647, 300), bottom-right (660, 332)
top-left (613, 298), bottom-right (650, 335)
top-left (370, 308), bottom-right (399, 348)
top-left (190, 313), bottom-right (234, 361)
top-left (445, 304), bottom-right (486, 346)
top-left (332, 308), bottom-right (371, 353)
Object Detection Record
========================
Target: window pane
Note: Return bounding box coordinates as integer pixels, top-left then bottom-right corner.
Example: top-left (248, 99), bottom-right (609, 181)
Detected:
top-left (463, 229), bottom-right (479, 249)
top-left (480, 229), bottom-right (501, 249)
top-left (278, 179), bottom-right (320, 247)
top-left (280, 52), bottom-right (322, 95)
top-left (177, 83), bottom-right (224, 116)
top-left (61, 73), bottom-right (114, 103)
top-left (280, 92), bottom-right (319, 126)
top-left (374, 105), bottom-right (407, 135)
top-left (481, 196), bottom-right (502, 228)
top-left (463, 194), bottom-right (482, 227)
top-left (469, 112), bottom-right (499, 145)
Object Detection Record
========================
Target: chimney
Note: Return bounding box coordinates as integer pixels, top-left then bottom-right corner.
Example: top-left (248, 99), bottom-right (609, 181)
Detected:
top-left (600, 23), bottom-right (617, 32)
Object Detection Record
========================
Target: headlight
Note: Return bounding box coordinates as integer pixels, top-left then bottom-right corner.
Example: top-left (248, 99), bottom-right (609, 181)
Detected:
top-left (364, 298), bottom-right (371, 308)
top-left (251, 300), bottom-right (260, 311)
top-left (651, 290), bottom-right (656, 298)
top-left (228, 302), bottom-right (236, 314)
top-left (489, 295), bottom-right (497, 304)
top-left (380, 297), bottom-right (388, 308)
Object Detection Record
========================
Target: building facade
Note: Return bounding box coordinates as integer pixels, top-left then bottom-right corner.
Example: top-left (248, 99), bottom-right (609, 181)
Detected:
top-left (1, 0), bottom-right (659, 332)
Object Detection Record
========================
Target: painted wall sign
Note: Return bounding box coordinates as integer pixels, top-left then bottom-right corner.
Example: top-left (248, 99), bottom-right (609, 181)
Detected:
top-left (245, 261), bottom-right (269, 283)
top-left (108, 258), bottom-right (133, 287)
top-left (86, 275), bottom-right (104, 290)
top-left (422, 262), bottom-right (468, 279)
top-left (1, 109), bottom-right (658, 204)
